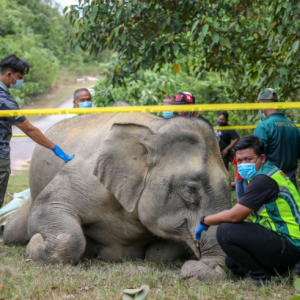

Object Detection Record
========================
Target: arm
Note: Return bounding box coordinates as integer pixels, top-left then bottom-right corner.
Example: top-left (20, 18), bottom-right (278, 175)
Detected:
top-left (227, 137), bottom-right (240, 150)
top-left (195, 204), bottom-right (253, 241)
top-left (16, 120), bottom-right (55, 149)
top-left (16, 120), bottom-right (74, 163)
top-left (221, 137), bottom-right (240, 156)
top-left (204, 204), bottom-right (253, 225)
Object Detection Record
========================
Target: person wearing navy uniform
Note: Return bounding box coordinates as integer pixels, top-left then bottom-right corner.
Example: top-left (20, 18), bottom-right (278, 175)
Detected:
top-left (0, 54), bottom-right (74, 208)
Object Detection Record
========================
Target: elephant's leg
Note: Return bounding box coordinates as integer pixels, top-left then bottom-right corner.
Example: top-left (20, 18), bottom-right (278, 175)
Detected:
top-left (181, 226), bottom-right (226, 280)
top-left (146, 240), bottom-right (195, 262)
top-left (26, 212), bottom-right (86, 264)
top-left (3, 197), bottom-right (32, 245)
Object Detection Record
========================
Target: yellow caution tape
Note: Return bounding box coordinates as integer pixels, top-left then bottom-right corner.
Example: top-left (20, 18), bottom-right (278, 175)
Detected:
top-left (13, 134), bottom-right (28, 137)
top-left (11, 124), bottom-right (300, 137)
top-left (1, 102), bottom-right (300, 117)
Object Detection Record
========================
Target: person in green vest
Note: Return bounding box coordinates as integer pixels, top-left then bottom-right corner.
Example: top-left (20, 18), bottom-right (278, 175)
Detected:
top-left (254, 88), bottom-right (300, 188)
top-left (195, 135), bottom-right (300, 286)
top-left (66, 88), bottom-right (92, 119)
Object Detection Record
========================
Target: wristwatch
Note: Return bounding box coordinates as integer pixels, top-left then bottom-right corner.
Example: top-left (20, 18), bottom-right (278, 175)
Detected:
top-left (225, 147), bottom-right (229, 151)
top-left (200, 216), bottom-right (210, 227)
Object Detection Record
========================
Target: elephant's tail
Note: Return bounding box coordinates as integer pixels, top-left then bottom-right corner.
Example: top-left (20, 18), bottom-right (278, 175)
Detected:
top-left (3, 196), bottom-right (32, 245)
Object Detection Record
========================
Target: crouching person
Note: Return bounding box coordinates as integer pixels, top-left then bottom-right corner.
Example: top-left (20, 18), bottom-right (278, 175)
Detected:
top-left (195, 135), bottom-right (300, 286)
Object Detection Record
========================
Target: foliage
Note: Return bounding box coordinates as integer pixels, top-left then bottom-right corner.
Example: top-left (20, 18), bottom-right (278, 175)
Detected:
top-left (0, 0), bottom-right (103, 105)
top-left (68, 0), bottom-right (300, 102)
top-left (93, 59), bottom-right (263, 126)
top-left (94, 58), bottom-right (228, 106)
top-left (290, 278), bottom-right (300, 299)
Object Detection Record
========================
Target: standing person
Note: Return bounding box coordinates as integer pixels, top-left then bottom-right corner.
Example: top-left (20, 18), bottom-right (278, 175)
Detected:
top-left (171, 92), bottom-right (213, 128)
top-left (162, 96), bottom-right (176, 119)
top-left (214, 111), bottom-right (240, 170)
top-left (254, 88), bottom-right (300, 188)
top-left (67, 88), bottom-right (93, 119)
top-left (0, 54), bottom-right (74, 208)
top-left (195, 135), bottom-right (300, 286)
top-left (232, 156), bottom-right (248, 201)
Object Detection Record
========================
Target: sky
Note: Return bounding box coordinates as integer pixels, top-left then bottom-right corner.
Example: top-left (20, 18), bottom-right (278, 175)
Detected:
top-left (58, 0), bottom-right (78, 8)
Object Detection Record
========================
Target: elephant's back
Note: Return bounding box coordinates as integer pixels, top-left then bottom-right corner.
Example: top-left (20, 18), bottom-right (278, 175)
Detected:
top-left (29, 113), bottom-right (163, 201)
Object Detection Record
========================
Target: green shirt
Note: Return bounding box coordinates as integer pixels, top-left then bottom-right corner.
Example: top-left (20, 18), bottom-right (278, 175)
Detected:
top-left (254, 112), bottom-right (300, 179)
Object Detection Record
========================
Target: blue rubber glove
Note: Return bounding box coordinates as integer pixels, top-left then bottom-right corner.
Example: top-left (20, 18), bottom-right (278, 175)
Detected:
top-left (52, 145), bottom-right (75, 163)
top-left (195, 224), bottom-right (209, 242)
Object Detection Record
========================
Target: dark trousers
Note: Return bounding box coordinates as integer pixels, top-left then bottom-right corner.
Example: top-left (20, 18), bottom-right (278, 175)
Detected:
top-left (0, 158), bottom-right (10, 208)
top-left (216, 222), bottom-right (300, 279)
top-left (222, 154), bottom-right (229, 170)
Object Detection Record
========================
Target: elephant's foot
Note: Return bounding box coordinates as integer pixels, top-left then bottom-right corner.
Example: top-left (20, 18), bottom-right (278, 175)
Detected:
top-left (26, 233), bottom-right (45, 259)
top-left (181, 256), bottom-right (227, 280)
top-left (146, 240), bottom-right (194, 262)
top-left (26, 232), bottom-right (86, 264)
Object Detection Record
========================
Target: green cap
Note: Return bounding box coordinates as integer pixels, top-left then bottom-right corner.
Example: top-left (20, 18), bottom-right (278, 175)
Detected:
top-left (257, 88), bottom-right (278, 101)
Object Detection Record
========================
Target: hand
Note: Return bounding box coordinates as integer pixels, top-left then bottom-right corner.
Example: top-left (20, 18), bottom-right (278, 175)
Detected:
top-left (52, 145), bottom-right (75, 163)
top-left (221, 148), bottom-right (228, 157)
top-left (195, 224), bottom-right (209, 242)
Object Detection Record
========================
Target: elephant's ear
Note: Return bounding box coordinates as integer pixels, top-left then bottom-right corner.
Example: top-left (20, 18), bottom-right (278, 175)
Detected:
top-left (94, 123), bottom-right (154, 212)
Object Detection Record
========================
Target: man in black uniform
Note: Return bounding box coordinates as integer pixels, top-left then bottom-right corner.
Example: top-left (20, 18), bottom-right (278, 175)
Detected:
top-left (214, 111), bottom-right (240, 170)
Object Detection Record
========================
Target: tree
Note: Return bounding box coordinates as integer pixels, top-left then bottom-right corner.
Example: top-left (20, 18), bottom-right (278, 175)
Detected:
top-left (68, 0), bottom-right (300, 101)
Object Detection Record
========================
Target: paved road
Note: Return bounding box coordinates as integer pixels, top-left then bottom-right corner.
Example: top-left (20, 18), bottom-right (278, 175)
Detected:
top-left (10, 95), bottom-right (73, 173)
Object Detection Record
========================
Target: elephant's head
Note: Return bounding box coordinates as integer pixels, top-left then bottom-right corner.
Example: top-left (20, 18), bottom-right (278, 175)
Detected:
top-left (94, 117), bottom-right (230, 258)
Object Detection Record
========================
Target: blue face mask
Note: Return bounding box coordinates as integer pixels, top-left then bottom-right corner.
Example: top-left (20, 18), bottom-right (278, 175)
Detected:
top-left (163, 111), bottom-right (174, 118)
top-left (237, 157), bottom-right (261, 180)
top-left (259, 110), bottom-right (266, 120)
top-left (79, 101), bottom-right (92, 108)
top-left (10, 73), bottom-right (24, 89)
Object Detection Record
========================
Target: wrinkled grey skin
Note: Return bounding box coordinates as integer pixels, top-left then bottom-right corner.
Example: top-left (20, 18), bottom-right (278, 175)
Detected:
top-left (4, 112), bottom-right (231, 280)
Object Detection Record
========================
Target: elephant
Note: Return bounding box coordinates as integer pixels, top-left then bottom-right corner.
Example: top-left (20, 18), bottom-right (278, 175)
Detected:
top-left (3, 111), bottom-right (231, 280)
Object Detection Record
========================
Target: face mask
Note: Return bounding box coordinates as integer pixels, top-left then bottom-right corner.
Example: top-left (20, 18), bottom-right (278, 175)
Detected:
top-left (163, 111), bottom-right (174, 118)
top-left (259, 110), bottom-right (266, 120)
top-left (217, 121), bottom-right (227, 126)
top-left (10, 73), bottom-right (24, 89)
top-left (78, 101), bottom-right (92, 108)
top-left (237, 157), bottom-right (261, 180)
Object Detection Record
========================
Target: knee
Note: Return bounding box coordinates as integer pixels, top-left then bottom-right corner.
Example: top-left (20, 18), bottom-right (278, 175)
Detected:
top-left (216, 222), bottom-right (235, 247)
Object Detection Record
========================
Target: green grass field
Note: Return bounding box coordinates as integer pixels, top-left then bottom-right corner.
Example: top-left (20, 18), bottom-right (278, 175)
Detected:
top-left (0, 169), bottom-right (297, 300)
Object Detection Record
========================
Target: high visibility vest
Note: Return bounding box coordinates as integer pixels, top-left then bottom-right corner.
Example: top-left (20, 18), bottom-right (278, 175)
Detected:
top-left (251, 161), bottom-right (300, 250)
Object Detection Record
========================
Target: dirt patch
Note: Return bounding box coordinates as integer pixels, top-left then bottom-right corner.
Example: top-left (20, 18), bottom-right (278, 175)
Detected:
top-left (11, 159), bottom-right (31, 176)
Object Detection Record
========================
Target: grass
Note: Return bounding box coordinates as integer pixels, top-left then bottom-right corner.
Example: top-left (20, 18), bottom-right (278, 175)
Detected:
top-left (0, 169), bottom-right (297, 299)
top-left (0, 251), bottom-right (296, 300)
top-left (3, 168), bottom-right (30, 207)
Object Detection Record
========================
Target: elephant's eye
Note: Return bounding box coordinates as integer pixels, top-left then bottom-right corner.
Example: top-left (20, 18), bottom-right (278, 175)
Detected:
top-left (180, 183), bottom-right (201, 205)
top-left (189, 186), bottom-right (197, 194)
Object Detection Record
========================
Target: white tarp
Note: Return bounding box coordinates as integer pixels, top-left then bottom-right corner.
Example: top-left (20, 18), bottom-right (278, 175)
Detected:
top-left (0, 188), bottom-right (30, 232)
